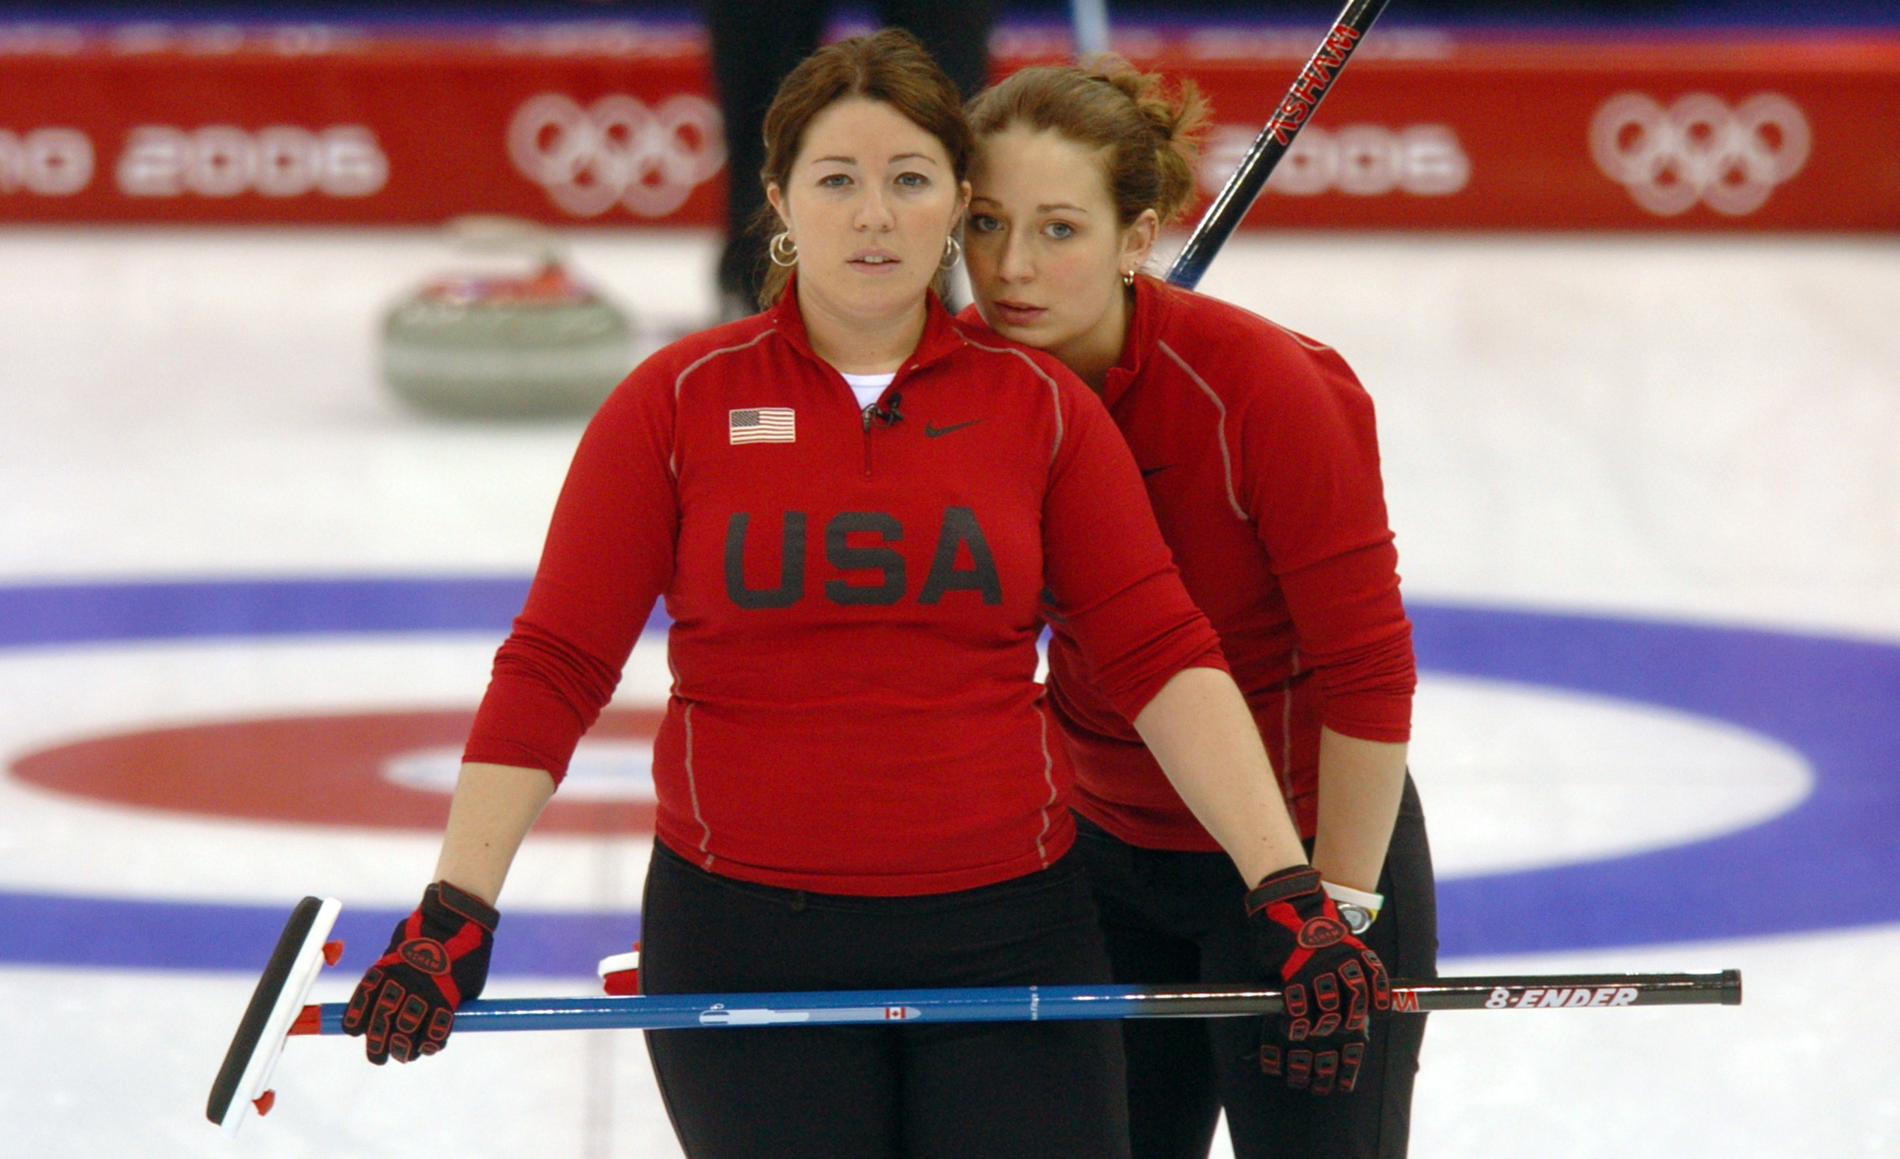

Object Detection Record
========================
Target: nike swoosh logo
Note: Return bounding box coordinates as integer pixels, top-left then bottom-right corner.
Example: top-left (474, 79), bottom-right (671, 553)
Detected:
top-left (925, 418), bottom-right (987, 438)
top-left (1140, 464), bottom-right (1173, 478)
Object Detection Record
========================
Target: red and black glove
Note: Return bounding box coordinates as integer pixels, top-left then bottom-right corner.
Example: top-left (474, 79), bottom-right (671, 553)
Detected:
top-left (1245, 865), bottom-right (1391, 1095)
top-left (342, 881), bottom-right (498, 1065)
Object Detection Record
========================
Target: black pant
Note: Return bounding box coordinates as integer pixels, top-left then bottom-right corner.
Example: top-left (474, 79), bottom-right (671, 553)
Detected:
top-left (640, 840), bottom-right (1131, 1159)
top-left (706, 0), bottom-right (995, 305)
top-left (1073, 774), bottom-right (1438, 1159)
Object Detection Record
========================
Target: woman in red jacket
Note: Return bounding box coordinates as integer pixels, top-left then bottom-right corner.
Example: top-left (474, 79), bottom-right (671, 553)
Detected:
top-left (963, 61), bottom-right (1436, 1159)
top-left (339, 31), bottom-right (1382, 1159)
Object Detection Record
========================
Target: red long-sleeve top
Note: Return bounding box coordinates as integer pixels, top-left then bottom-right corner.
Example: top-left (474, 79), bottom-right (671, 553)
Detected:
top-left (463, 284), bottom-right (1227, 895)
top-left (999, 277), bottom-right (1415, 847)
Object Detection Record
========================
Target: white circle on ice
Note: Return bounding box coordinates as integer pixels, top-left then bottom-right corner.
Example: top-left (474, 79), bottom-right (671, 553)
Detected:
top-left (384, 739), bottom-right (657, 802)
top-left (1409, 673), bottom-right (1813, 879)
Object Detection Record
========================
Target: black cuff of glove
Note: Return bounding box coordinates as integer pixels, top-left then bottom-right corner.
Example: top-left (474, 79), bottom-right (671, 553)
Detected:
top-left (1244, 865), bottom-right (1323, 916)
top-left (425, 881), bottom-right (499, 932)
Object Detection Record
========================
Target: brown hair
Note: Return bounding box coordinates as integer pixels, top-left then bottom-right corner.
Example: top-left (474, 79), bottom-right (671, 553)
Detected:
top-left (966, 57), bottom-right (1209, 229)
top-left (755, 28), bottom-right (975, 307)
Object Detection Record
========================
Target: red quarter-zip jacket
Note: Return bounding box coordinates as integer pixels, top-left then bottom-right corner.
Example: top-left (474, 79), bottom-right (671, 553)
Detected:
top-left (971, 277), bottom-right (1415, 847)
top-left (463, 282), bottom-right (1227, 895)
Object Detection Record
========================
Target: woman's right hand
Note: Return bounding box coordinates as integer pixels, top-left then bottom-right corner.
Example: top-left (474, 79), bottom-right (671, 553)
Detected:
top-left (342, 881), bottom-right (498, 1064)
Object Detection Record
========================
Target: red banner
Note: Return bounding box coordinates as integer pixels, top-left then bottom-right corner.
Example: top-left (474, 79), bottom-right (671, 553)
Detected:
top-left (0, 20), bottom-right (1894, 230)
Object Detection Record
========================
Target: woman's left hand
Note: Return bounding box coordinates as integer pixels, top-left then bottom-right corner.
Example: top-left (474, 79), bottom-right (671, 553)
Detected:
top-left (1243, 864), bottom-right (1391, 1094)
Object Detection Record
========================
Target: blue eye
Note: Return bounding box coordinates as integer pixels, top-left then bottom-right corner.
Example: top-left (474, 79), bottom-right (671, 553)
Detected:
top-left (896, 172), bottom-right (929, 188)
top-left (967, 214), bottom-right (1000, 233)
top-left (819, 173), bottom-right (852, 189)
top-left (1044, 221), bottom-right (1075, 240)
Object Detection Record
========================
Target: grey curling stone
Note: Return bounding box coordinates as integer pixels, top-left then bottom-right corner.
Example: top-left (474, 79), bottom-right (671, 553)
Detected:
top-left (381, 259), bottom-right (635, 420)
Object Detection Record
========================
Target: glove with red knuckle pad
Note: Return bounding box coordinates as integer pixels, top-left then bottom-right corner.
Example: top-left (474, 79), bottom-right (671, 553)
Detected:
top-left (342, 881), bottom-right (498, 1065)
top-left (1245, 865), bottom-right (1390, 1095)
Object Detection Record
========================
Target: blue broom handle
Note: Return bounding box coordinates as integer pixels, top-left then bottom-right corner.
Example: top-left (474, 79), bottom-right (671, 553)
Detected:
top-left (304, 972), bottom-right (1739, 1034)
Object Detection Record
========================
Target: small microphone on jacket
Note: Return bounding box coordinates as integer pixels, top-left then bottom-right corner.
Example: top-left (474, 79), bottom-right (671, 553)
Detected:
top-left (869, 392), bottom-right (903, 427)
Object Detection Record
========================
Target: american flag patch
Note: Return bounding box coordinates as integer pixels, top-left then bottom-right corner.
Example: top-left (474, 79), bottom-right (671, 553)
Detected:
top-left (729, 407), bottom-right (796, 444)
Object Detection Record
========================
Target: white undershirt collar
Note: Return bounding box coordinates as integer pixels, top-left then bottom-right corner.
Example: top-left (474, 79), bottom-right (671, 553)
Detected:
top-left (840, 371), bottom-right (897, 409)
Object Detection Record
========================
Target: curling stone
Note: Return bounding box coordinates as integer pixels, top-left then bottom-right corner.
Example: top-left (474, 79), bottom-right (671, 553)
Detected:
top-left (380, 217), bottom-right (634, 419)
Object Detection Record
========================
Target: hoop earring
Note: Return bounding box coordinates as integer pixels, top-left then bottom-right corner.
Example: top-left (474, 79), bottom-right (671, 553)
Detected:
top-left (939, 234), bottom-right (963, 271)
top-left (1121, 268), bottom-right (1136, 287)
top-left (769, 231), bottom-right (798, 267)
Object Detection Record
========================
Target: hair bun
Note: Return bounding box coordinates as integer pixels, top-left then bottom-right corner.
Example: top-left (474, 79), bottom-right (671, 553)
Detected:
top-left (970, 57), bottom-right (1210, 228)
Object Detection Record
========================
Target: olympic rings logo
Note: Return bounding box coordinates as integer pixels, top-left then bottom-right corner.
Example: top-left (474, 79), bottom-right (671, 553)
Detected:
top-left (1588, 92), bottom-right (1811, 217)
top-left (507, 93), bottom-right (726, 219)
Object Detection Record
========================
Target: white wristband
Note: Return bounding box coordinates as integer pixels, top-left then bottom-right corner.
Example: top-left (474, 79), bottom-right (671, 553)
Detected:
top-left (1321, 881), bottom-right (1384, 934)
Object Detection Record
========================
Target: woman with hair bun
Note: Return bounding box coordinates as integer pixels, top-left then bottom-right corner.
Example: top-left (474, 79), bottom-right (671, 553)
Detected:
top-left (339, 31), bottom-right (1384, 1159)
top-left (964, 60), bottom-right (1436, 1159)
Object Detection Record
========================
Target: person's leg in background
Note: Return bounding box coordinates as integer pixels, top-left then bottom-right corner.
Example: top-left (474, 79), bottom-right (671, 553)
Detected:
top-left (705, 0), bottom-right (830, 318)
top-left (877, 0), bottom-right (993, 309)
top-left (876, 0), bottom-right (996, 100)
